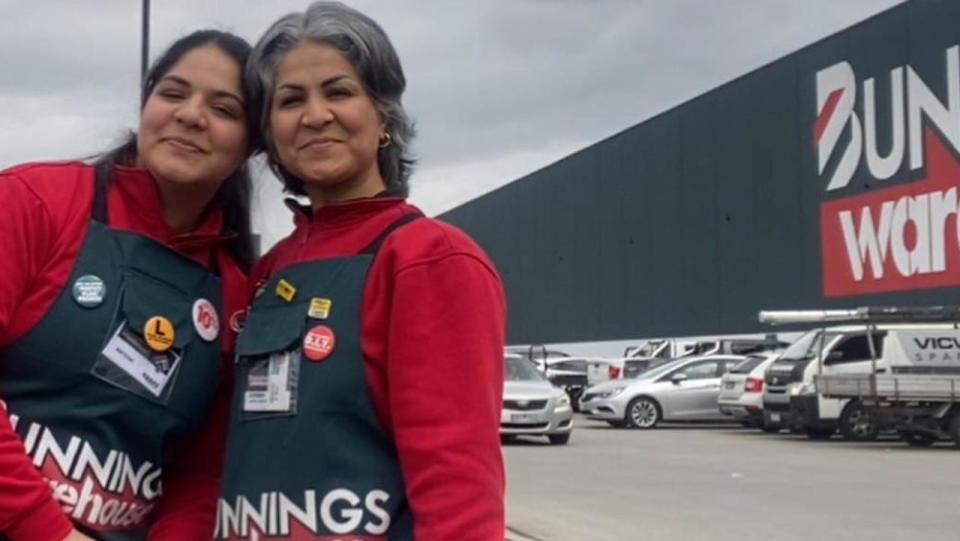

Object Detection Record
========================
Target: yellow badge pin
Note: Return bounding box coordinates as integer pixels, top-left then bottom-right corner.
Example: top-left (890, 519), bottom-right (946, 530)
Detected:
top-left (275, 279), bottom-right (297, 302)
top-left (307, 298), bottom-right (332, 320)
top-left (144, 316), bottom-right (175, 352)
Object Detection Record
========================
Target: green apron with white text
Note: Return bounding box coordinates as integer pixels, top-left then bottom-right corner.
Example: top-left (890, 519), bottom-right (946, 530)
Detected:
top-left (0, 169), bottom-right (223, 541)
top-left (217, 214), bottom-right (420, 541)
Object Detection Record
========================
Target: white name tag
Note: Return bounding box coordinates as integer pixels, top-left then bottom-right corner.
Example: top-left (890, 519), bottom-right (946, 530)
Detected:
top-left (101, 323), bottom-right (181, 397)
top-left (243, 352), bottom-right (294, 412)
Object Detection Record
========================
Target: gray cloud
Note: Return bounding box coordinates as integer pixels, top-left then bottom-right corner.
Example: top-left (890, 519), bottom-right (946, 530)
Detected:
top-left (0, 0), bottom-right (905, 248)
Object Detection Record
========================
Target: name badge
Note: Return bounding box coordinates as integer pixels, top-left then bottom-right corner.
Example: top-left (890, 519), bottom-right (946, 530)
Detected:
top-left (243, 351), bottom-right (299, 415)
top-left (99, 322), bottom-right (181, 398)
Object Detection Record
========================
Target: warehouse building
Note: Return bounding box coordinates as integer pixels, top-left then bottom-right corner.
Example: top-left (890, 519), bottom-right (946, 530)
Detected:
top-left (440, 0), bottom-right (960, 345)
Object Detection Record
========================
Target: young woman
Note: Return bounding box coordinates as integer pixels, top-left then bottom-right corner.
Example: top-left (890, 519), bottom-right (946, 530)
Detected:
top-left (0, 30), bottom-right (256, 541)
top-left (217, 3), bottom-right (506, 540)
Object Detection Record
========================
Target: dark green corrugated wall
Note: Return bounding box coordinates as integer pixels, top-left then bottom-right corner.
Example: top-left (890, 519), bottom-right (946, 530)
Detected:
top-left (440, 0), bottom-right (960, 344)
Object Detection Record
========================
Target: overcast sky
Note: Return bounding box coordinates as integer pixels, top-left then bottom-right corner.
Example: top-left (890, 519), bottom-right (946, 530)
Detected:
top-left (0, 0), bottom-right (904, 250)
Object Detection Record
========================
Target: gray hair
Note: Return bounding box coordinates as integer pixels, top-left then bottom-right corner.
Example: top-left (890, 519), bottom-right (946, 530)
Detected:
top-left (246, 1), bottom-right (415, 196)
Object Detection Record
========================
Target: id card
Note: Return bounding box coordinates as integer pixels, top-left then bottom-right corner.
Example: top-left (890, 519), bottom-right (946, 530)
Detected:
top-left (94, 321), bottom-right (181, 400)
top-left (243, 350), bottom-right (299, 415)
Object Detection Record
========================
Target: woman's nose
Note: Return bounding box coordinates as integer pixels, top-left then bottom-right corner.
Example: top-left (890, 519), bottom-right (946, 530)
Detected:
top-left (173, 97), bottom-right (207, 129)
top-left (301, 96), bottom-right (335, 128)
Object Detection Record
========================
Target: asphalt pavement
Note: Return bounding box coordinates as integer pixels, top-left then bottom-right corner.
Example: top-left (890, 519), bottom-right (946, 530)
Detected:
top-left (503, 415), bottom-right (959, 541)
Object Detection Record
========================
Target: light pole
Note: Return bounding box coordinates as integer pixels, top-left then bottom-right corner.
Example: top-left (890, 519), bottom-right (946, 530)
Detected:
top-left (141, 0), bottom-right (150, 81)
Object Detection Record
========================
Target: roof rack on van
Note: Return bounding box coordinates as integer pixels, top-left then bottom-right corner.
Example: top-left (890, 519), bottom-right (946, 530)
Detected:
top-left (759, 305), bottom-right (960, 326)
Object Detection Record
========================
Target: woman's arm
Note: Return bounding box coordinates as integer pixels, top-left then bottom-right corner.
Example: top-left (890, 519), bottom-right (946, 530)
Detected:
top-left (386, 251), bottom-right (507, 541)
top-left (0, 172), bottom-right (75, 541)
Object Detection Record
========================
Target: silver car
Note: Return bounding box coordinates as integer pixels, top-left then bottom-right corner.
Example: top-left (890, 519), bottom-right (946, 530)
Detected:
top-left (501, 355), bottom-right (574, 444)
top-left (580, 355), bottom-right (746, 428)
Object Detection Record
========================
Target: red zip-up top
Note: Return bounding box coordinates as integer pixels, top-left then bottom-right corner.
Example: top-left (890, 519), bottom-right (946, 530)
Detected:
top-left (0, 161), bottom-right (247, 541)
top-left (251, 197), bottom-right (506, 541)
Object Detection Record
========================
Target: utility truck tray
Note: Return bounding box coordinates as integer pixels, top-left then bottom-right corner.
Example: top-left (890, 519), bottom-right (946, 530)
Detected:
top-left (815, 374), bottom-right (960, 402)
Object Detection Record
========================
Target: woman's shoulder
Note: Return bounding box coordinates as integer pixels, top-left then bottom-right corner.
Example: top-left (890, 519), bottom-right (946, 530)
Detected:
top-left (0, 160), bottom-right (93, 218)
top-left (381, 208), bottom-right (498, 274)
top-left (1, 160), bottom-right (90, 181)
top-left (1, 160), bottom-right (92, 199)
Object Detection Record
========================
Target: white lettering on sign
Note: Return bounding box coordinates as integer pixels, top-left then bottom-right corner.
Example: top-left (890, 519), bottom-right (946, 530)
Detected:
top-left (817, 43), bottom-right (960, 296)
top-left (816, 45), bottom-right (960, 191)
top-left (215, 488), bottom-right (391, 539)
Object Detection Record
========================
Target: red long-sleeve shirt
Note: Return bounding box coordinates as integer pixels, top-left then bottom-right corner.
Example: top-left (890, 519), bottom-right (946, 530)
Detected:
top-left (252, 197), bottom-right (506, 541)
top-left (0, 161), bottom-right (247, 541)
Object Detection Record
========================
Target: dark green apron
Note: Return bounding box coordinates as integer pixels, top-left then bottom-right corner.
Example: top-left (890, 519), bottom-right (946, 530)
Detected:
top-left (217, 214), bottom-right (420, 541)
top-left (0, 169), bottom-right (223, 540)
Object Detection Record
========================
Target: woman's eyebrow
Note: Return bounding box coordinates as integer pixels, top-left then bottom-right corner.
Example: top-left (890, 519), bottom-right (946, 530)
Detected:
top-left (320, 75), bottom-right (351, 88)
top-left (159, 75), bottom-right (190, 87)
top-left (276, 74), bottom-right (353, 93)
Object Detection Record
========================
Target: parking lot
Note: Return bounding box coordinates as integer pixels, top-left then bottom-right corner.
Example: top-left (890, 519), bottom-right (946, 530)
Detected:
top-left (503, 415), bottom-right (959, 541)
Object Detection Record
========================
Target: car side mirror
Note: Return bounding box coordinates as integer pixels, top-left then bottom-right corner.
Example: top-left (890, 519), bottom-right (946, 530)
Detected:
top-left (825, 351), bottom-right (843, 363)
top-left (671, 374), bottom-right (688, 385)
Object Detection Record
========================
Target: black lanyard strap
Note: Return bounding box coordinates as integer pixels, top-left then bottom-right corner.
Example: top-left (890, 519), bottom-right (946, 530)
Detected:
top-left (358, 211), bottom-right (424, 255)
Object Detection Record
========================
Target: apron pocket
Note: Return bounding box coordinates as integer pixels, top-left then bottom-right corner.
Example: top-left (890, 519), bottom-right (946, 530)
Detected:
top-left (236, 299), bottom-right (309, 420)
top-left (236, 301), bottom-right (308, 357)
top-left (90, 269), bottom-right (198, 405)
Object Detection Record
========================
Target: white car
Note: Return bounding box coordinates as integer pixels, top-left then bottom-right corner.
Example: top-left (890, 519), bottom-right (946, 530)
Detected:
top-left (501, 355), bottom-right (574, 444)
top-left (717, 352), bottom-right (782, 431)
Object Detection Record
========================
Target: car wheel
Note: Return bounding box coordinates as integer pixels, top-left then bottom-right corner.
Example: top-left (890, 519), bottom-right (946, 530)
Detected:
top-left (548, 433), bottom-right (570, 445)
top-left (899, 430), bottom-right (937, 447)
top-left (606, 420), bottom-right (627, 428)
top-left (566, 388), bottom-right (584, 413)
top-left (761, 423), bottom-right (781, 434)
top-left (948, 412), bottom-right (960, 447)
top-left (839, 401), bottom-right (879, 442)
top-left (804, 427), bottom-right (835, 440)
top-left (625, 397), bottom-right (661, 429)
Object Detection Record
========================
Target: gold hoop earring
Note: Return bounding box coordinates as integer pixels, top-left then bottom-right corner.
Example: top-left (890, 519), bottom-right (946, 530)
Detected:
top-left (379, 132), bottom-right (392, 149)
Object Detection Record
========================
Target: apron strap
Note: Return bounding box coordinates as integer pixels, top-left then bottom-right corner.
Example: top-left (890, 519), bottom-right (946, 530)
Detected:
top-left (359, 211), bottom-right (424, 255)
top-left (92, 164), bottom-right (110, 224)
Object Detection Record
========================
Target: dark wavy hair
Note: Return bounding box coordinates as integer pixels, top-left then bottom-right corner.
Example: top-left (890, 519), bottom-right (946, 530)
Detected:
top-left (93, 30), bottom-right (257, 269)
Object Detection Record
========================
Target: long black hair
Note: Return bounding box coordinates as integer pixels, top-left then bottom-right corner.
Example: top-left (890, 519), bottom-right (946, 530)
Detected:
top-left (93, 30), bottom-right (257, 270)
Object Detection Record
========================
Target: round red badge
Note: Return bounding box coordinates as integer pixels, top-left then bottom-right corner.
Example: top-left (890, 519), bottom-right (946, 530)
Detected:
top-left (193, 298), bottom-right (220, 342)
top-left (303, 325), bottom-right (335, 362)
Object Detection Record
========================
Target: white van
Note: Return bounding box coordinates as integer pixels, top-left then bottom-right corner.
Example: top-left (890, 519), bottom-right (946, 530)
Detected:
top-left (761, 312), bottom-right (959, 441)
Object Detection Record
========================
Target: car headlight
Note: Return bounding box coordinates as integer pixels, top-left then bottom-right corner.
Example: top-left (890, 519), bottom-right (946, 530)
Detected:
top-left (787, 382), bottom-right (816, 396)
top-left (555, 394), bottom-right (571, 409)
top-left (595, 386), bottom-right (627, 400)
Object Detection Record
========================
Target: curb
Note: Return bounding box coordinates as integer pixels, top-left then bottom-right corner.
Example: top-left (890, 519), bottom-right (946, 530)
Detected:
top-left (505, 527), bottom-right (550, 541)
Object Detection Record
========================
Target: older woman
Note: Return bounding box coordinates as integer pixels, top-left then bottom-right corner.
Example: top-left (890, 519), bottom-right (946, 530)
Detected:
top-left (0, 30), bottom-right (255, 541)
top-left (217, 3), bottom-right (505, 540)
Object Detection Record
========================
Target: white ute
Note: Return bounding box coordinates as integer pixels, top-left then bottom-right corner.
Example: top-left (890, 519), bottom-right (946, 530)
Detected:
top-left (761, 306), bottom-right (960, 446)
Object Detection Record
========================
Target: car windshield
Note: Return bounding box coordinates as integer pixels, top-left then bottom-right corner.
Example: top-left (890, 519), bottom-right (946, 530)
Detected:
top-left (730, 356), bottom-right (766, 374)
top-left (632, 340), bottom-right (666, 357)
top-left (505, 356), bottom-right (546, 382)
top-left (779, 331), bottom-right (837, 362)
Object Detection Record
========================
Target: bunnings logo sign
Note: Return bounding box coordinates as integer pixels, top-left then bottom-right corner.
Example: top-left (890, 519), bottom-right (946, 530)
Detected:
top-left (817, 45), bottom-right (960, 297)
